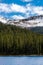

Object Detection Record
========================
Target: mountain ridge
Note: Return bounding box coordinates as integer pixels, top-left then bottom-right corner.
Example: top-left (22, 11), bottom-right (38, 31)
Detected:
top-left (0, 15), bottom-right (43, 28)
top-left (0, 17), bottom-right (43, 55)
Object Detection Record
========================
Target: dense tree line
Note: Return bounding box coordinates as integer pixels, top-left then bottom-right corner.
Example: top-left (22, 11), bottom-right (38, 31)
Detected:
top-left (0, 22), bottom-right (43, 55)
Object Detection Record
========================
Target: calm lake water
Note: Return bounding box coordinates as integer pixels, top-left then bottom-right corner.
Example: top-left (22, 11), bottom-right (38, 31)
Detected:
top-left (0, 56), bottom-right (43, 65)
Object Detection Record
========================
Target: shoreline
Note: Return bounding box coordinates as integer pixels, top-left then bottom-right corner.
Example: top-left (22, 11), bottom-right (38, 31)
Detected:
top-left (0, 55), bottom-right (43, 57)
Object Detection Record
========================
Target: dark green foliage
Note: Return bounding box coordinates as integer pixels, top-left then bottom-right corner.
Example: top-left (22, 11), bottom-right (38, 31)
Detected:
top-left (0, 22), bottom-right (43, 55)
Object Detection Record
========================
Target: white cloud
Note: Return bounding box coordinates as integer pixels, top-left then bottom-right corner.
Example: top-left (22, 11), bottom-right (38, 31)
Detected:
top-left (0, 3), bottom-right (26, 13)
top-left (10, 3), bottom-right (26, 13)
top-left (0, 3), bottom-right (11, 13)
top-left (22, 0), bottom-right (32, 2)
top-left (0, 3), bottom-right (43, 19)
top-left (33, 6), bottom-right (43, 15)
top-left (11, 15), bottom-right (25, 19)
top-left (26, 4), bottom-right (43, 16)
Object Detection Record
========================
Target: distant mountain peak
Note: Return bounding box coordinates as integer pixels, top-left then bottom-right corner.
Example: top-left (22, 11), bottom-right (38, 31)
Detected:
top-left (0, 15), bottom-right (43, 27)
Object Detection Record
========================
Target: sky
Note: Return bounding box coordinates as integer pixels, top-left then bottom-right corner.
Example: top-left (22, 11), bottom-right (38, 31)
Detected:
top-left (0, 0), bottom-right (43, 19)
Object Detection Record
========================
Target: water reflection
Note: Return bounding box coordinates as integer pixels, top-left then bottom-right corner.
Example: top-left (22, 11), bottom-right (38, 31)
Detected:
top-left (0, 56), bottom-right (43, 65)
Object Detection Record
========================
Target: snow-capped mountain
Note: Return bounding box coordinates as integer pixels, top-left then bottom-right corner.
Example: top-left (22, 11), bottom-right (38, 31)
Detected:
top-left (0, 15), bottom-right (43, 28)
top-left (0, 17), bottom-right (8, 23)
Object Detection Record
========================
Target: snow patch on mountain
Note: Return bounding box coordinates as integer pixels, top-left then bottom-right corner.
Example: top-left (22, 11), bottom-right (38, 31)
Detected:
top-left (0, 15), bottom-right (43, 28)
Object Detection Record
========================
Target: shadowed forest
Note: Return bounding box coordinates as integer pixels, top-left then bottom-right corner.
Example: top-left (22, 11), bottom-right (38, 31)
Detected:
top-left (0, 22), bottom-right (43, 55)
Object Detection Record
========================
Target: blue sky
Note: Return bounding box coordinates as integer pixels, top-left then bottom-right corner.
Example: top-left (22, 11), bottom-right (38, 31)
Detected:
top-left (0, 0), bottom-right (43, 19)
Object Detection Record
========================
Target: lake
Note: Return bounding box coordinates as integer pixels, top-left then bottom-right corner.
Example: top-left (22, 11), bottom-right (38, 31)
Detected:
top-left (0, 56), bottom-right (43, 65)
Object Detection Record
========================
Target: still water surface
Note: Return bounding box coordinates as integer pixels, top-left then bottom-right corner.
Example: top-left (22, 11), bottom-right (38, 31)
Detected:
top-left (0, 56), bottom-right (43, 65)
